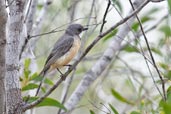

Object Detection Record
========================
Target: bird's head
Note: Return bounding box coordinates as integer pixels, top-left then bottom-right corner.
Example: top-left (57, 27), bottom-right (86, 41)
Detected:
top-left (66, 24), bottom-right (88, 35)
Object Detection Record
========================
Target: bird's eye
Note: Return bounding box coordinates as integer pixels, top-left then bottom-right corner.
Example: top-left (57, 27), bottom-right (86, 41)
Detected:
top-left (78, 28), bottom-right (82, 32)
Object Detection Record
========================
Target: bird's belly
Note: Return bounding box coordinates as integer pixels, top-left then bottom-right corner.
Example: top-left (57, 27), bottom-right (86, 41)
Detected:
top-left (50, 38), bottom-right (81, 69)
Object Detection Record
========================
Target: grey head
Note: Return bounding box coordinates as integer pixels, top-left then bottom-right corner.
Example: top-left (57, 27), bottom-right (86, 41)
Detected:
top-left (66, 24), bottom-right (88, 36)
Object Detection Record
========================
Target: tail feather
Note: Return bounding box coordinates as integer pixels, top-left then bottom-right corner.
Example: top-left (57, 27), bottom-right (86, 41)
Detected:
top-left (35, 67), bottom-right (49, 96)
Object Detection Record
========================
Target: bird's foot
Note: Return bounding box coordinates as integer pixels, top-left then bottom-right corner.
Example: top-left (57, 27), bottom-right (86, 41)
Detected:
top-left (56, 68), bottom-right (63, 75)
top-left (56, 68), bottom-right (66, 80)
top-left (64, 64), bottom-right (72, 70)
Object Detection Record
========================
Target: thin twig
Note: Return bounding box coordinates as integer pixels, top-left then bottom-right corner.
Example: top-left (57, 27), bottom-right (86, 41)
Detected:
top-left (24, 0), bottom-right (33, 23)
top-left (99, 0), bottom-right (111, 33)
top-left (29, 29), bottom-right (65, 38)
top-left (150, 0), bottom-right (165, 2)
top-left (129, 0), bottom-right (166, 101)
top-left (23, 0), bottom-right (150, 110)
top-left (81, 0), bottom-right (96, 51)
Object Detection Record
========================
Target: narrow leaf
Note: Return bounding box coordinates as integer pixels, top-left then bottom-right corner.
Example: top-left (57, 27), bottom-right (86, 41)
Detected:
top-left (111, 88), bottom-right (134, 105)
top-left (24, 97), bottom-right (67, 110)
top-left (151, 47), bottom-right (162, 56)
top-left (103, 29), bottom-right (118, 41)
top-left (144, 8), bottom-right (159, 15)
top-left (30, 73), bottom-right (39, 81)
top-left (123, 45), bottom-right (138, 53)
top-left (132, 16), bottom-right (152, 31)
top-left (112, 0), bottom-right (122, 13)
top-left (22, 83), bottom-right (38, 91)
top-left (130, 111), bottom-right (141, 114)
top-left (44, 78), bottom-right (54, 85)
top-left (109, 103), bottom-right (119, 114)
top-left (24, 59), bottom-right (31, 70)
top-left (159, 25), bottom-right (171, 36)
top-left (89, 110), bottom-right (95, 114)
top-left (24, 69), bottom-right (31, 79)
top-left (168, 0), bottom-right (171, 14)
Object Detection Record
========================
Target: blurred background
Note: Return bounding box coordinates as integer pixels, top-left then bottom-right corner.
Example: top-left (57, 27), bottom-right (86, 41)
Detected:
top-left (21, 0), bottom-right (171, 114)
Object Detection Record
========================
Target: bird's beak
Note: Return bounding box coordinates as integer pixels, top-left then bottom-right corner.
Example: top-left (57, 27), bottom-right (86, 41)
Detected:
top-left (83, 27), bottom-right (88, 31)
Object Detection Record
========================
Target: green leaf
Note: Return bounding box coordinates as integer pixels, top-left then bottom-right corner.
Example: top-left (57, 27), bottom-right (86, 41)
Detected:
top-left (111, 88), bottom-right (134, 105)
top-left (22, 83), bottom-right (39, 91)
top-left (159, 89), bottom-right (171, 114)
top-left (24, 59), bottom-right (31, 70)
top-left (103, 29), bottom-right (118, 41)
top-left (166, 70), bottom-right (171, 80)
top-left (159, 25), bottom-right (171, 36)
top-left (130, 111), bottom-right (141, 114)
top-left (168, 0), bottom-right (171, 14)
top-left (37, 4), bottom-right (43, 10)
top-left (159, 62), bottom-right (168, 70)
top-left (144, 8), bottom-right (159, 15)
top-left (89, 110), bottom-right (95, 114)
top-left (41, 86), bottom-right (46, 93)
top-left (24, 59), bottom-right (31, 79)
top-left (44, 78), bottom-right (54, 85)
top-left (30, 73), bottom-right (39, 81)
top-left (30, 74), bottom-right (43, 82)
top-left (132, 16), bottom-right (153, 31)
top-left (24, 97), bottom-right (67, 110)
top-left (112, 0), bottom-right (122, 13)
top-left (123, 45), bottom-right (138, 53)
top-left (109, 103), bottom-right (119, 114)
top-left (167, 86), bottom-right (171, 98)
top-left (151, 47), bottom-right (162, 56)
top-left (160, 100), bottom-right (171, 114)
top-left (24, 69), bottom-right (31, 79)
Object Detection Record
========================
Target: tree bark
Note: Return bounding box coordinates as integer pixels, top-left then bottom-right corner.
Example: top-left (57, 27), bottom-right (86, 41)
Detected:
top-left (6, 0), bottom-right (26, 113)
top-left (0, 0), bottom-right (7, 114)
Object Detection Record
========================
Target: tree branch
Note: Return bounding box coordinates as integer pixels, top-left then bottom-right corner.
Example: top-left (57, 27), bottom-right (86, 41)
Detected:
top-left (0, 0), bottom-right (7, 113)
top-left (99, 0), bottom-right (111, 33)
top-left (6, 0), bottom-right (26, 113)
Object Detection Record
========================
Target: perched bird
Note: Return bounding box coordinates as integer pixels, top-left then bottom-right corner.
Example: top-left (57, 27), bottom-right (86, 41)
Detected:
top-left (35, 24), bottom-right (88, 96)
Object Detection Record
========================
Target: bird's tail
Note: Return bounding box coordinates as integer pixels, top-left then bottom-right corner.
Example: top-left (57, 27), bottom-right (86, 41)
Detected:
top-left (35, 67), bottom-right (49, 96)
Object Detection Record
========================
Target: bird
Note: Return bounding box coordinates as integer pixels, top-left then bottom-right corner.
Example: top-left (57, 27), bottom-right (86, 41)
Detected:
top-left (35, 24), bottom-right (88, 96)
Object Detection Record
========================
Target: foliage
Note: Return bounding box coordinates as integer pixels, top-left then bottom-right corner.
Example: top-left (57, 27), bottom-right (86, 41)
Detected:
top-left (21, 59), bottom-right (63, 109)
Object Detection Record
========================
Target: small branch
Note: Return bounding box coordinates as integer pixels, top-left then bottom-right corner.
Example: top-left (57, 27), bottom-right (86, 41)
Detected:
top-left (24, 0), bottom-right (33, 23)
top-left (129, 0), bottom-right (166, 101)
top-left (150, 0), bottom-right (165, 2)
top-left (99, 0), bottom-right (111, 34)
top-left (81, 0), bottom-right (96, 52)
top-left (29, 17), bottom-right (96, 38)
top-left (28, 29), bottom-right (65, 38)
top-left (23, 0), bottom-right (149, 111)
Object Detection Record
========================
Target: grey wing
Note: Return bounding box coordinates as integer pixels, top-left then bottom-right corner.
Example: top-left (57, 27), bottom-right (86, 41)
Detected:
top-left (44, 36), bottom-right (74, 68)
